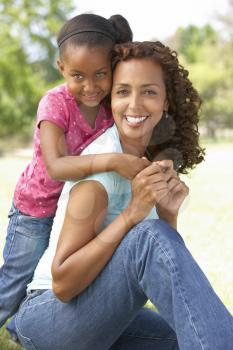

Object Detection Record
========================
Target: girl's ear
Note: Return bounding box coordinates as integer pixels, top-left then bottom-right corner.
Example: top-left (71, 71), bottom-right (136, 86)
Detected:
top-left (57, 58), bottom-right (65, 76)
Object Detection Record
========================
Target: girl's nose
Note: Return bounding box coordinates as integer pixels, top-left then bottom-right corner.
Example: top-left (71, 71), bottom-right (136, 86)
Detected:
top-left (83, 79), bottom-right (96, 93)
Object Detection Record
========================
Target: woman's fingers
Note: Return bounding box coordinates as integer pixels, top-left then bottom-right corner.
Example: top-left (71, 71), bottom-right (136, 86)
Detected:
top-left (167, 177), bottom-right (189, 196)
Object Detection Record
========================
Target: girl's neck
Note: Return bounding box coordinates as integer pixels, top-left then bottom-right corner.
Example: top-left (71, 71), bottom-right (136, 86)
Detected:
top-left (79, 104), bottom-right (100, 129)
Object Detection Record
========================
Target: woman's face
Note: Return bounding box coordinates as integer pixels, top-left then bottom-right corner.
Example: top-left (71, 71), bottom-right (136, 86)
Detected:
top-left (111, 57), bottom-right (168, 146)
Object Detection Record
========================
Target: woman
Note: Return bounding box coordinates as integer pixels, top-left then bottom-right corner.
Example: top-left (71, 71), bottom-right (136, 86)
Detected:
top-left (15, 41), bottom-right (232, 350)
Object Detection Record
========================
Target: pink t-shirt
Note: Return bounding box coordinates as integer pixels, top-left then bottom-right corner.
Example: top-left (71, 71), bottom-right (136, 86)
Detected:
top-left (14, 83), bottom-right (113, 217)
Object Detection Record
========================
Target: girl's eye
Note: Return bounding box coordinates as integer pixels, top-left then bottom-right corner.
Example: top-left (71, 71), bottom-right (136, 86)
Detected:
top-left (74, 74), bottom-right (83, 80)
top-left (96, 71), bottom-right (107, 78)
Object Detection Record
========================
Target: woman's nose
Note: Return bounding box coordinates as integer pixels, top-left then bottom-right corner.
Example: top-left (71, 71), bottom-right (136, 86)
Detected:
top-left (128, 92), bottom-right (141, 110)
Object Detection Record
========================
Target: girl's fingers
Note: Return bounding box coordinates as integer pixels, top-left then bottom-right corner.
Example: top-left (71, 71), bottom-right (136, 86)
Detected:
top-left (135, 163), bottom-right (162, 178)
top-left (155, 160), bottom-right (174, 173)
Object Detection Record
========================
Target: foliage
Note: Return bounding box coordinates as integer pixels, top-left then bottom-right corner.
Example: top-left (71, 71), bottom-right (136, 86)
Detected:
top-left (1, 0), bottom-right (233, 139)
top-left (167, 3), bottom-right (233, 137)
top-left (167, 24), bottom-right (218, 63)
top-left (0, 0), bottom-right (74, 137)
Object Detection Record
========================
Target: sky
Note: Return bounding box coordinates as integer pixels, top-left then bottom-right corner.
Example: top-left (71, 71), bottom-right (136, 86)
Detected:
top-left (74, 0), bottom-right (229, 41)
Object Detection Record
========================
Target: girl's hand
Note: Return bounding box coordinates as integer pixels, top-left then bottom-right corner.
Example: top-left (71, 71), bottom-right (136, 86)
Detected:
top-left (114, 154), bottom-right (151, 180)
top-left (126, 163), bottom-right (169, 224)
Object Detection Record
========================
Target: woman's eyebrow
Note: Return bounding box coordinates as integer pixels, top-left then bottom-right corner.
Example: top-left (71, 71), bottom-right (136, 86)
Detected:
top-left (142, 83), bottom-right (160, 87)
top-left (113, 83), bottom-right (130, 87)
top-left (113, 83), bottom-right (160, 87)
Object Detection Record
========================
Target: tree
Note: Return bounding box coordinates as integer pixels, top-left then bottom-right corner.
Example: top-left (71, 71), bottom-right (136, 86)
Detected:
top-left (167, 23), bottom-right (233, 137)
top-left (167, 24), bottom-right (218, 63)
top-left (0, 0), bottom-right (74, 138)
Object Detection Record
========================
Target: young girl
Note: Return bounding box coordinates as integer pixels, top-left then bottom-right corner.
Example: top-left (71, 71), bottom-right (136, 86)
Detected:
top-left (0, 13), bottom-right (149, 340)
top-left (15, 41), bottom-right (232, 350)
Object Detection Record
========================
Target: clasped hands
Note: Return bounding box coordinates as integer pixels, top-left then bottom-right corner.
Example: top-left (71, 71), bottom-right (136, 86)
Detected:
top-left (128, 157), bottom-right (189, 223)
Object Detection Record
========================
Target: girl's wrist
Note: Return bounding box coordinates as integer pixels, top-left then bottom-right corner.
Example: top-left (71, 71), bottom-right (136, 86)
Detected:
top-left (106, 153), bottom-right (120, 172)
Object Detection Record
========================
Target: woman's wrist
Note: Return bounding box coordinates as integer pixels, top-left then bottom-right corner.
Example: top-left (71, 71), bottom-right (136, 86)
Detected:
top-left (123, 205), bottom-right (143, 228)
top-left (157, 208), bottom-right (178, 230)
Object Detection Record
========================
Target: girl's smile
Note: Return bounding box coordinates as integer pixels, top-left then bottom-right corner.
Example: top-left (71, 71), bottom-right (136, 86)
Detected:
top-left (57, 45), bottom-right (112, 108)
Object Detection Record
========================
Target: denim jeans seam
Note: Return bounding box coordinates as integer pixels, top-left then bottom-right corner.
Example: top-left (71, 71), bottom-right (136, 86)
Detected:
top-left (148, 228), bottom-right (206, 350)
top-left (2, 214), bottom-right (19, 273)
top-left (119, 333), bottom-right (177, 341)
top-left (120, 238), bottom-right (146, 298)
top-left (15, 312), bottom-right (39, 350)
top-left (23, 297), bottom-right (55, 311)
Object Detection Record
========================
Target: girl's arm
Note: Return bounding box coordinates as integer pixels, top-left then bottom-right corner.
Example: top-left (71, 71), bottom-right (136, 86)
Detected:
top-left (51, 163), bottom-right (168, 303)
top-left (40, 121), bottom-right (150, 181)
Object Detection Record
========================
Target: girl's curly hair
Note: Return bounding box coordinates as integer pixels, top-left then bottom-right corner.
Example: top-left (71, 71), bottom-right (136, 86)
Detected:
top-left (112, 41), bottom-right (205, 174)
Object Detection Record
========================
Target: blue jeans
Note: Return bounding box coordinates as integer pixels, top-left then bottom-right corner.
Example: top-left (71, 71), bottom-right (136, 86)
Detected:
top-left (15, 220), bottom-right (233, 350)
top-left (0, 203), bottom-right (54, 337)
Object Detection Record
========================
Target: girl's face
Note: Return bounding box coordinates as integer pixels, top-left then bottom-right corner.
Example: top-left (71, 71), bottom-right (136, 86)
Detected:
top-left (111, 58), bottom-right (168, 146)
top-left (57, 45), bottom-right (112, 108)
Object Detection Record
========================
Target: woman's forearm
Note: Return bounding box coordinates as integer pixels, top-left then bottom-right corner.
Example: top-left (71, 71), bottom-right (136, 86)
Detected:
top-left (157, 208), bottom-right (178, 230)
top-left (52, 207), bottom-right (136, 302)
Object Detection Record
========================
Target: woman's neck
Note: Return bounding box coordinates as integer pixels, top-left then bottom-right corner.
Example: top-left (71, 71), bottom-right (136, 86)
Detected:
top-left (120, 137), bottom-right (147, 157)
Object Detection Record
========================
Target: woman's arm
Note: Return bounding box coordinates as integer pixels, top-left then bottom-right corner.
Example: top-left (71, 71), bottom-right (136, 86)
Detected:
top-left (51, 163), bottom-right (167, 302)
top-left (40, 121), bottom-right (150, 181)
top-left (51, 181), bottom-right (136, 302)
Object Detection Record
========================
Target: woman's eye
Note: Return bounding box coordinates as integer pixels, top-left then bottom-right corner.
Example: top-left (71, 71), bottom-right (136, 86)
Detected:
top-left (144, 89), bottom-right (156, 95)
top-left (116, 89), bottom-right (129, 96)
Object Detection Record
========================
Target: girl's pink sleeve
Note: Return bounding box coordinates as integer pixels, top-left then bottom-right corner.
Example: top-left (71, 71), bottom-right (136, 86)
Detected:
top-left (36, 93), bottom-right (68, 132)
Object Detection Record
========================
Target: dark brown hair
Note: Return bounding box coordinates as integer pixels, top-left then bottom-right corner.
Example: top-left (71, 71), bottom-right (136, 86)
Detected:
top-left (112, 41), bottom-right (205, 173)
top-left (57, 14), bottom-right (133, 57)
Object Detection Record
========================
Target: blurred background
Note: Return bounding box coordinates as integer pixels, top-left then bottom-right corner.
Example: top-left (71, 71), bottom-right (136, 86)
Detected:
top-left (0, 0), bottom-right (232, 347)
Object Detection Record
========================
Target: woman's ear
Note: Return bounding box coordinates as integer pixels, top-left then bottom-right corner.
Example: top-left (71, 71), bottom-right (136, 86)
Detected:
top-left (164, 99), bottom-right (169, 112)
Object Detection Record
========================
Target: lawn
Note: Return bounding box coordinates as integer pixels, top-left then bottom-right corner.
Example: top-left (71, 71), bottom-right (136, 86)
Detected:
top-left (0, 143), bottom-right (233, 349)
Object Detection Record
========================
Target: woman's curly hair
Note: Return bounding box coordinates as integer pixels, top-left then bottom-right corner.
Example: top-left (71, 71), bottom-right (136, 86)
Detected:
top-left (112, 41), bottom-right (205, 174)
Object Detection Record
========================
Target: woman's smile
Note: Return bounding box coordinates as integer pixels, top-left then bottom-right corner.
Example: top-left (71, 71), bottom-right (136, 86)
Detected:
top-left (112, 57), bottom-right (168, 145)
top-left (124, 114), bottom-right (149, 127)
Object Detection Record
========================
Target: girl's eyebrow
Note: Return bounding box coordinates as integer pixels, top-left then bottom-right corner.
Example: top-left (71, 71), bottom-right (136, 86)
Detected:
top-left (70, 66), bottom-right (109, 74)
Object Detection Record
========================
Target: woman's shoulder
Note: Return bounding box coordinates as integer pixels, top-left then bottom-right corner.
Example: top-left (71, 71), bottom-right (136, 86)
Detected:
top-left (82, 124), bottom-right (121, 155)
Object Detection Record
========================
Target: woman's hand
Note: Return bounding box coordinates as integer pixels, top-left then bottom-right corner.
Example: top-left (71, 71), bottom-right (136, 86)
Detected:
top-left (156, 170), bottom-right (189, 226)
top-left (126, 163), bottom-right (169, 224)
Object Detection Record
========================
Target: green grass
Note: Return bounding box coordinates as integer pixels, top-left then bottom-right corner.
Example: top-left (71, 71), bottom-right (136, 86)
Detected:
top-left (0, 143), bottom-right (233, 349)
top-left (0, 325), bottom-right (22, 350)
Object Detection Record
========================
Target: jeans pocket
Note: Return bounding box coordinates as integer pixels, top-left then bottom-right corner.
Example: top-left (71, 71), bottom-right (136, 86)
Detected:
top-left (8, 202), bottom-right (18, 218)
top-left (15, 309), bottom-right (39, 350)
top-left (16, 291), bottom-right (55, 349)
top-left (17, 331), bottom-right (39, 350)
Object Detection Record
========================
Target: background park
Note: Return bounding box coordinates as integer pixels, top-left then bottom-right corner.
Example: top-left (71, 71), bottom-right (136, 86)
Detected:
top-left (0, 0), bottom-right (233, 348)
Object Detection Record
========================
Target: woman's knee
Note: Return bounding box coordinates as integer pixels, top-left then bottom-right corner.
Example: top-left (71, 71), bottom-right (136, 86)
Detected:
top-left (124, 219), bottom-right (185, 258)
